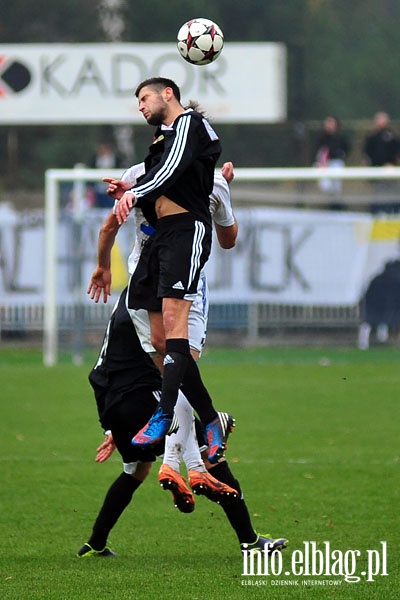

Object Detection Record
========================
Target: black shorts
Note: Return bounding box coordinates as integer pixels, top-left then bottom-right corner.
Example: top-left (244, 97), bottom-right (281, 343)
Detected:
top-left (128, 213), bottom-right (212, 311)
top-left (104, 387), bottom-right (163, 463)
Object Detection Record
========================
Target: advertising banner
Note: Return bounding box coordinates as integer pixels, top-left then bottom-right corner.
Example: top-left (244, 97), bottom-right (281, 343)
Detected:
top-left (0, 43), bottom-right (286, 124)
top-left (1, 204), bottom-right (400, 308)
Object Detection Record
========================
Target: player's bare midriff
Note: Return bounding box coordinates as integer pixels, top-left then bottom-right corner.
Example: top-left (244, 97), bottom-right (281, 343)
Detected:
top-left (155, 195), bottom-right (189, 219)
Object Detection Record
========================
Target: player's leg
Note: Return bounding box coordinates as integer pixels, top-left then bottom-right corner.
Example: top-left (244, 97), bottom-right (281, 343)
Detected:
top-left (132, 216), bottom-right (219, 445)
top-left (158, 260), bottom-right (234, 461)
top-left (180, 365), bottom-right (234, 463)
top-left (186, 435), bottom-right (239, 504)
top-left (159, 296), bottom-right (192, 415)
top-left (207, 458), bottom-right (288, 555)
top-left (147, 300), bottom-right (222, 428)
top-left (77, 388), bottom-right (160, 557)
top-left (159, 284), bottom-right (238, 506)
top-left (158, 390), bottom-right (196, 513)
top-left (77, 462), bottom-right (152, 557)
top-left (192, 413), bottom-right (288, 556)
top-left (159, 391), bottom-right (238, 511)
top-left (133, 301), bottom-right (229, 458)
top-left (190, 413), bottom-right (287, 554)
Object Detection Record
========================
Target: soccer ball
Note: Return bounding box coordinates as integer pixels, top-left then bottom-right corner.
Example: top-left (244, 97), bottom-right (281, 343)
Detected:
top-left (177, 18), bottom-right (224, 66)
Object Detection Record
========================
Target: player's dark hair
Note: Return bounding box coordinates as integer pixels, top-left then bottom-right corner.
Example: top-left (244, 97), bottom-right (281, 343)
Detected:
top-left (135, 77), bottom-right (181, 102)
top-left (185, 99), bottom-right (211, 121)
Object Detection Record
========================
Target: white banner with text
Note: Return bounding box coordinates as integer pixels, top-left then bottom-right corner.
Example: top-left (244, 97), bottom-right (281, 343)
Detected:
top-left (0, 43), bottom-right (286, 124)
top-left (1, 204), bottom-right (400, 308)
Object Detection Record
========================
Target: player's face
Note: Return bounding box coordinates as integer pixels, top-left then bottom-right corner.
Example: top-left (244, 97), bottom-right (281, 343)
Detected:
top-left (137, 86), bottom-right (168, 126)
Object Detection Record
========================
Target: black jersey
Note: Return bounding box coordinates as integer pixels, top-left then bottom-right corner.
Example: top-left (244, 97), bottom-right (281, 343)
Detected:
top-left (89, 287), bottom-right (162, 427)
top-left (132, 109), bottom-right (221, 227)
top-left (137, 131), bottom-right (165, 227)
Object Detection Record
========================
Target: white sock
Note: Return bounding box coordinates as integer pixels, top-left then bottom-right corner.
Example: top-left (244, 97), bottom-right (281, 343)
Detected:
top-left (163, 391), bottom-right (199, 472)
top-left (182, 420), bottom-right (206, 472)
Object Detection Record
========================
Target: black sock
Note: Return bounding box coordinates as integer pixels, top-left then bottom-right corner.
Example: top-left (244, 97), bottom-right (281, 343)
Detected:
top-left (159, 338), bottom-right (191, 415)
top-left (88, 472), bottom-right (141, 550)
top-left (180, 355), bottom-right (218, 425)
top-left (208, 461), bottom-right (257, 545)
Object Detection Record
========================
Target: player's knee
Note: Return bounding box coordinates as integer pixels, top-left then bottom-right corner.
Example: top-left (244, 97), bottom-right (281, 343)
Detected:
top-left (124, 461), bottom-right (139, 475)
top-left (134, 461), bottom-right (153, 481)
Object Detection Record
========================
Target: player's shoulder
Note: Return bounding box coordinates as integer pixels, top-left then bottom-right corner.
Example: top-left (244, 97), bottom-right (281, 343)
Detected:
top-left (177, 109), bottom-right (219, 142)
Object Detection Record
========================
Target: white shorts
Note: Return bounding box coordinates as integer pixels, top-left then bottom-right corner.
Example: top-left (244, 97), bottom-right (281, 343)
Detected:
top-left (127, 271), bottom-right (209, 356)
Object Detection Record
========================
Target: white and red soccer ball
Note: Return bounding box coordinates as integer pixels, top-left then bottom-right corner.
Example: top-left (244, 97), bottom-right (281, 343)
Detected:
top-left (177, 18), bottom-right (224, 66)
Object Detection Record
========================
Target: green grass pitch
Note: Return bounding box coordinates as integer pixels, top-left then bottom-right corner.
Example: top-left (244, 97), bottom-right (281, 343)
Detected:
top-left (0, 346), bottom-right (398, 599)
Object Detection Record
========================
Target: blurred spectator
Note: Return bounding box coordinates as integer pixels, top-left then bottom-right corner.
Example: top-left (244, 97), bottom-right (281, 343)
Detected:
top-left (363, 112), bottom-right (400, 213)
top-left (363, 112), bottom-right (400, 167)
top-left (314, 116), bottom-right (351, 203)
top-left (358, 259), bottom-right (400, 349)
top-left (90, 142), bottom-right (123, 208)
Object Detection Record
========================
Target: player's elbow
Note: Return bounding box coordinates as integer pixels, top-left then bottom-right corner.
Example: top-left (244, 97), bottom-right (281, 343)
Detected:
top-left (219, 238), bottom-right (236, 250)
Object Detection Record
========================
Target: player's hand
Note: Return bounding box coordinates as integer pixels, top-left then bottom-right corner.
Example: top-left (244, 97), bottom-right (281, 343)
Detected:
top-left (115, 191), bottom-right (135, 224)
top-left (95, 433), bottom-right (116, 462)
top-left (87, 266), bottom-right (112, 303)
top-left (103, 178), bottom-right (132, 200)
top-left (221, 161), bottom-right (234, 184)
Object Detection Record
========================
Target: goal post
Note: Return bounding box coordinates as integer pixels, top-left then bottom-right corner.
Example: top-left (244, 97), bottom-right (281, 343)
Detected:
top-left (43, 167), bottom-right (122, 366)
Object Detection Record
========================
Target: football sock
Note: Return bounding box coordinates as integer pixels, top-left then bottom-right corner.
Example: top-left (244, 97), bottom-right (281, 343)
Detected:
top-left (180, 355), bottom-right (218, 425)
top-left (163, 391), bottom-right (202, 472)
top-left (159, 338), bottom-right (190, 415)
top-left (182, 421), bottom-right (207, 472)
top-left (88, 472), bottom-right (141, 550)
top-left (208, 461), bottom-right (257, 545)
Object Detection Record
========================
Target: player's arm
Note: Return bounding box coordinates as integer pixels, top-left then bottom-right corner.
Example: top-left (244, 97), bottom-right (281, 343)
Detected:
top-left (212, 164), bottom-right (238, 250)
top-left (87, 210), bottom-right (120, 303)
top-left (88, 164), bottom-right (145, 302)
top-left (214, 218), bottom-right (238, 250)
top-left (102, 161), bottom-right (145, 200)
